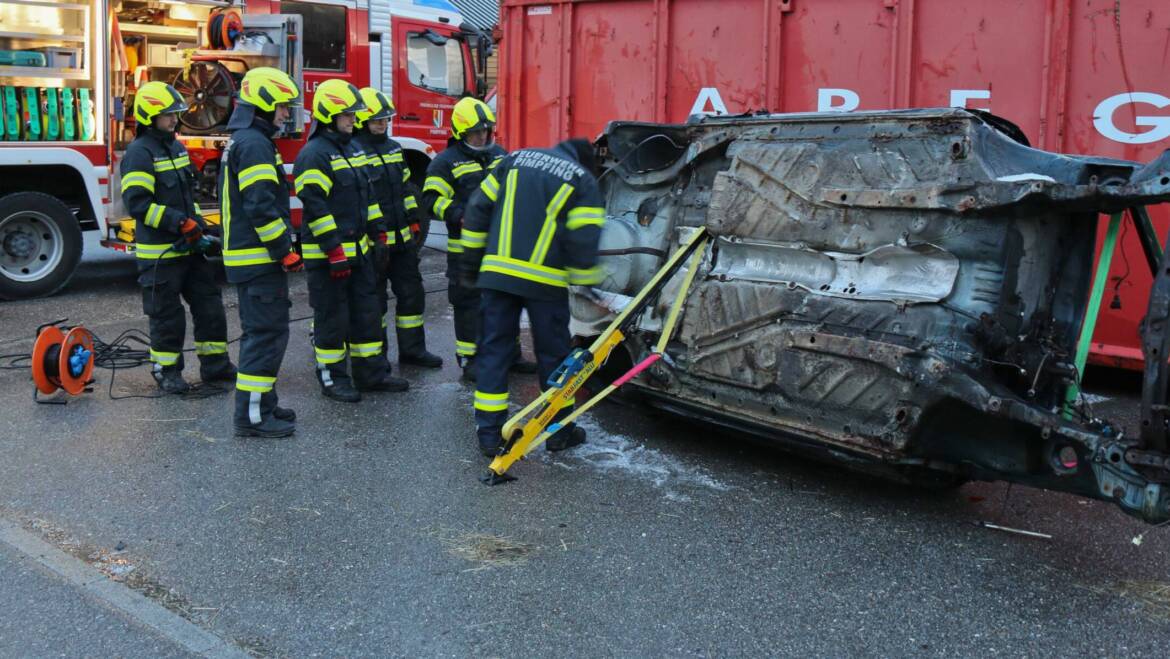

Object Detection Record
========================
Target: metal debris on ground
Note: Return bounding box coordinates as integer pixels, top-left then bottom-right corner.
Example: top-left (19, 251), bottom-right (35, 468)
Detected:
top-left (977, 521), bottom-right (1052, 540)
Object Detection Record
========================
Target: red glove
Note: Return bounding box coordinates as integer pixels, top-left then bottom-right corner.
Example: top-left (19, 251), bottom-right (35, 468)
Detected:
top-left (376, 231), bottom-right (389, 246)
top-left (180, 218), bottom-right (203, 245)
top-left (409, 223), bottom-right (421, 242)
top-left (326, 245), bottom-right (351, 280)
top-left (281, 250), bottom-right (304, 273)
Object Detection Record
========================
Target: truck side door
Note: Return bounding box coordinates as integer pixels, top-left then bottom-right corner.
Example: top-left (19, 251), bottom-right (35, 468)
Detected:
top-left (392, 17), bottom-right (472, 149)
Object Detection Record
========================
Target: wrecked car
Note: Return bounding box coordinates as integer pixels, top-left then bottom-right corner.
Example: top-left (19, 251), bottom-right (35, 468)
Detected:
top-left (571, 108), bottom-right (1170, 523)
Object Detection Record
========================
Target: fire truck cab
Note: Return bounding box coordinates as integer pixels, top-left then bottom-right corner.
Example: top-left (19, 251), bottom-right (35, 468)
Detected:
top-left (0, 0), bottom-right (490, 300)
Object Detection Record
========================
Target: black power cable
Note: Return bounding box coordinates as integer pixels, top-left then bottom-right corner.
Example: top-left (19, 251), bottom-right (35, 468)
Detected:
top-left (0, 284), bottom-right (450, 400)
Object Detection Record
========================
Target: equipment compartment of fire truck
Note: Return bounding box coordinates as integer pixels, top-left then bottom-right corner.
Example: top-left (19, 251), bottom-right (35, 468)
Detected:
top-left (0, 0), bottom-right (492, 301)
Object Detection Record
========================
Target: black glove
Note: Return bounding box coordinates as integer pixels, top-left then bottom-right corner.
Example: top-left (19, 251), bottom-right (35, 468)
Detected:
top-left (458, 256), bottom-right (480, 289)
top-left (445, 213), bottom-right (463, 238)
top-left (373, 233), bottom-right (391, 274)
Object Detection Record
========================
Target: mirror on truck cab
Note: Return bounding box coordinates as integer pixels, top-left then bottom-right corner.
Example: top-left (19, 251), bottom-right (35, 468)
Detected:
top-left (456, 24), bottom-right (493, 99)
top-left (421, 29), bottom-right (449, 46)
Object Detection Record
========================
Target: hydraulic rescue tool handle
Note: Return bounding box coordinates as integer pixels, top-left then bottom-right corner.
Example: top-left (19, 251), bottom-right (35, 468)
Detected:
top-left (486, 228), bottom-right (711, 482)
top-left (541, 353), bottom-right (664, 441)
top-left (546, 348), bottom-right (592, 388)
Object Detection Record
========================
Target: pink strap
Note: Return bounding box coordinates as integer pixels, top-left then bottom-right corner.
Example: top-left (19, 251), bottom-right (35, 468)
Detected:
top-left (613, 353), bottom-right (662, 387)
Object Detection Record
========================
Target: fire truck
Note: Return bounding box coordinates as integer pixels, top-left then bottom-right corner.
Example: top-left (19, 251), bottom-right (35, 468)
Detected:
top-left (0, 0), bottom-right (491, 300)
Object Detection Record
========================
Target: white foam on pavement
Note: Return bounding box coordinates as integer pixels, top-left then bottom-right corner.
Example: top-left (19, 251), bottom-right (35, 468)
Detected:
top-left (540, 418), bottom-right (730, 493)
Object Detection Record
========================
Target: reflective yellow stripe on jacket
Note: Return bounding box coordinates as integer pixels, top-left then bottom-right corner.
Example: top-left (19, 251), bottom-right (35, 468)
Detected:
top-left (239, 163), bottom-right (280, 190)
top-left (255, 219), bottom-right (287, 243)
top-left (530, 183), bottom-right (573, 264)
top-left (567, 206), bottom-right (607, 230)
top-left (302, 236), bottom-right (372, 259)
top-left (222, 247), bottom-right (275, 267)
top-left (121, 171), bottom-right (155, 194)
top-left (144, 203), bottom-right (167, 229)
top-left (480, 173), bottom-right (500, 202)
top-left (153, 155), bottom-right (190, 172)
top-left (295, 169), bottom-right (333, 194)
top-left (460, 229), bottom-right (488, 250)
top-left (480, 254), bottom-right (568, 288)
top-left (135, 242), bottom-right (184, 260)
top-left (423, 176), bottom-right (454, 198)
top-left (452, 162), bottom-right (482, 178)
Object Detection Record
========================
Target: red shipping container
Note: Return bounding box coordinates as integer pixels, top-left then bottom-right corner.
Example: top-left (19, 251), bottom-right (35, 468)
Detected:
top-left (498, 0), bottom-right (1170, 369)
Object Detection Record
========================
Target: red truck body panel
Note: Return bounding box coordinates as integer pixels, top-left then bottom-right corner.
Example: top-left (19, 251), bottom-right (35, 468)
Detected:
top-left (498, 0), bottom-right (1170, 368)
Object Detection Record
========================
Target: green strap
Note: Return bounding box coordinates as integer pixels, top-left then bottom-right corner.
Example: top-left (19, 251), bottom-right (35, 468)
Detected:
top-left (1065, 213), bottom-right (1123, 418)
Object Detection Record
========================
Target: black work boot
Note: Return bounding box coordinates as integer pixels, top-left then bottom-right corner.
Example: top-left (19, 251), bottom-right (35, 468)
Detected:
top-left (478, 425), bottom-right (505, 457)
top-left (400, 350), bottom-right (443, 369)
top-left (509, 357), bottom-right (538, 375)
top-left (359, 373), bottom-right (410, 393)
top-left (322, 381), bottom-right (362, 403)
top-left (460, 356), bottom-right (477, 383)
top-left (153, 367), bottom-right (190, 395)
top-left (199, 357), bottom-right (237, 383)
top-left (235, 416), bottom-right (296, 439)
top-left (546, 425), bottom-right (587, 452)
top-left (479, 436), bottom-right (503, 457)
top-left (317, 364), bottom-right (361, 402)
top-left (273, 407), bottom-right (296, 422)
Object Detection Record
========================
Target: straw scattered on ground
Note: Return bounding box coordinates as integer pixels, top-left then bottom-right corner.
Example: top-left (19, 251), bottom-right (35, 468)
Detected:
top-left (428, 527), bottom-right (536, 568)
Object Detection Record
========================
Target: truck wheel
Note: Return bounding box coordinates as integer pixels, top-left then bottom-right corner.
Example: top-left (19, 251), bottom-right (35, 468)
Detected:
top-left (0, 192), bottom-right (83, 301)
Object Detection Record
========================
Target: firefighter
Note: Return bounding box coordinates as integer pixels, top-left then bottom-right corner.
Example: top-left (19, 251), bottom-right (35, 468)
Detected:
top-left (422, 97), bottom-right (535, 381)
top-left (220, 67), bottom-right (302, 438)
top-left (353, 87), bottom-right (442, 370)
top-left (120, 81), bottom-right (234, 395)
top-left (294, 79), bottom-right (409, 401)
top-left (459, 139), bottom-right (607, 456)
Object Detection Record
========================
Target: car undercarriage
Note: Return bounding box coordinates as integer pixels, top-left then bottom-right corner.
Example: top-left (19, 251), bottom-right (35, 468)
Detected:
top-left (571, 108), bottom-right (1170, 522)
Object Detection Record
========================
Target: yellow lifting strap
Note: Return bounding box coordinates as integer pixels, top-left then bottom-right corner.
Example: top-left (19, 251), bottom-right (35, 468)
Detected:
top-left (484, 228), bottom-right (710, 483)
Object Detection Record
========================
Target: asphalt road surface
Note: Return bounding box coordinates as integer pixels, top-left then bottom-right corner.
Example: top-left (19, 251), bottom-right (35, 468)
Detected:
top-left (1, 234), bottom-right (1168, 656)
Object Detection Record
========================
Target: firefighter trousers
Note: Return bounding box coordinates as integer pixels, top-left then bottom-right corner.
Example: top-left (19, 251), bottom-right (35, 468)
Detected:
top-left (379, 247), bottom-right (428, 361)
top-left (137, 255), bottom-right (229, 375)
top-left (233, 271), bottom-right (290, 426)
top-left (447, 250), bottom-right (479, 362)
top-left (306, 251), bottom-right (389, 389)
top-left (473, 288), bottom-right (575, 446)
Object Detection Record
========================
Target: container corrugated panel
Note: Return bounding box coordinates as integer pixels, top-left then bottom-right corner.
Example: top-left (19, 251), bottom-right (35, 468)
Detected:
top-left (498, 0), bottom-right (1170, 369)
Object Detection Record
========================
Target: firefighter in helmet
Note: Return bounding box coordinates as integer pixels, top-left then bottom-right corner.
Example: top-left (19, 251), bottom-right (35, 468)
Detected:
top-left (220, 67), bottom-right (302, 437)
top-left (422, 97), bottom-right (535, 381)
top-left (353, 87), bottom-right (443, 371)
top-left (120, 81), bottom-right (234, 395)
top-left (294, 79), bottom-right (409, 401)
top-left (460, 139), bottom-right (607, 456)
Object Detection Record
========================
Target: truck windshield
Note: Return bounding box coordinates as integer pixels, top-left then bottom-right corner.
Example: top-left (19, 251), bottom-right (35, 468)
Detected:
top-left (282, 0), bottom-right (346, 71)
top-left (406, 32), bottom-right (465, 97)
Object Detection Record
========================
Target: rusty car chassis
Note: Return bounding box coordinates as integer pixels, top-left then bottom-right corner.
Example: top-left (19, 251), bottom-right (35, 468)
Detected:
top-left (570, 108), bottom-right (1170, 523)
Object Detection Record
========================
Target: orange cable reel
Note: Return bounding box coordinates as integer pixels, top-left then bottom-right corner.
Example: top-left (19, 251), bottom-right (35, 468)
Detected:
top-left (31, 324), bottom-right (95, 398)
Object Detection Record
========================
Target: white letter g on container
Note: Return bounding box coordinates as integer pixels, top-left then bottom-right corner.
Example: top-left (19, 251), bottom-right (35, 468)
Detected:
top-left (1093, 92), bottom-right (1170, 145)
